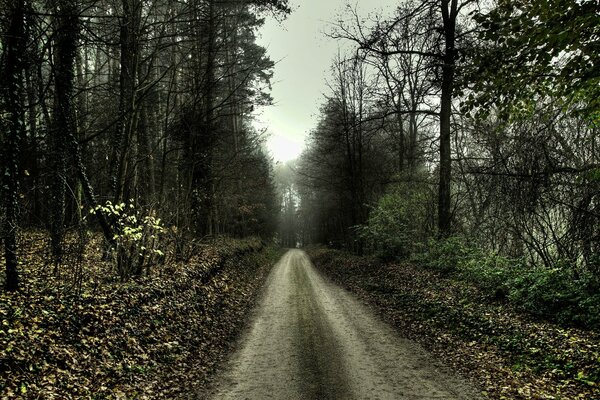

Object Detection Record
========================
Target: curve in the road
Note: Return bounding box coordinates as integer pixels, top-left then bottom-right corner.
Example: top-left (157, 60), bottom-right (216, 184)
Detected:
top-left (208, 249), bottom-right (482, 400)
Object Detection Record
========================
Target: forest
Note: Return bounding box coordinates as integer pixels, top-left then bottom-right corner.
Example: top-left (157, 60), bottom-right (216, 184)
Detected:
top-left (1, 0), bottom-right (289, 289)
top-left (281, 0), bottom-right (600, 327)
top-left (1, 0), bottom-right (599, 398)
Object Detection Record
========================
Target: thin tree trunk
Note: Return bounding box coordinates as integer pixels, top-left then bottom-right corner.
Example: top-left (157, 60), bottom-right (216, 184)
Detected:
top-left (114, 0), bottom-right (141, 204)
top-left (75, 44), bottom-right (89, 223)
top-left (2, 0), bottom-right (27, 292)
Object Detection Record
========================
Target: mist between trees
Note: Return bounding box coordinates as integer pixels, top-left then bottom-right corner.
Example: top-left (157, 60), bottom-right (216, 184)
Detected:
top-left (274, 0), bottom-right (599, 326)
top-left (1, 0), bottom-right (599, 323)
top-left (1, 1), bottom-right (598, 397)
top-left (1, 0), bottom-right (290, 291)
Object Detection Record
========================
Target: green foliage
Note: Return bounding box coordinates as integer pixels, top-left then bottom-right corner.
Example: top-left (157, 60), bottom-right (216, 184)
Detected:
top-left (360, 176), bottom-right (433, 260)
top-left (509, 267), bottom-right (600, 327)
top-left (460, 250), bottom-right (521, 298)
top-left (411, 237), bottom-right (472, 273)
top-left (414, 237), bottom-right (600, 328)
top-left (89, 201), bottom-right (165, 279)
top-left (579, 167), bottom-right (600, 183)
top-left (467, 0), bottom-right (600, 122)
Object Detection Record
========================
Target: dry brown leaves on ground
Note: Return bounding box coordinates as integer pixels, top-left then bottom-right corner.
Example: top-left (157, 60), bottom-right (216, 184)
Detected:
top-left (0, 232), bottom-right (278, 399)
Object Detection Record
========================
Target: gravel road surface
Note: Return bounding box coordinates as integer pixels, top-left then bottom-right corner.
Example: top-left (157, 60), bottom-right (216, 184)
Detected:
top-left (208, 249), bottom-right (481, 399)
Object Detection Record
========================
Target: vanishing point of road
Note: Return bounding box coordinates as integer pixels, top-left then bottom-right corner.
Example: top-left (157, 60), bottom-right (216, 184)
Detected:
top-left (208, 249), bottom-right (481, 400)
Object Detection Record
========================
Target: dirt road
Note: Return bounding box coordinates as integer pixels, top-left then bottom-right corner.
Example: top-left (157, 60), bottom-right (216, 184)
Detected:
top-left (208, 249), bottom-right (481, 399)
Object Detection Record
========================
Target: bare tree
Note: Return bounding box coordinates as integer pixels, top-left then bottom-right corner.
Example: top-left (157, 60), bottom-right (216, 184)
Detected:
top-left (333, 0), bottom-right (479, 236)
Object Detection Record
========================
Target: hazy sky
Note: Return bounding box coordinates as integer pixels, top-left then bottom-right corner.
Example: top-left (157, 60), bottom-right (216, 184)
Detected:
top-left (256, 0), bottom-right (398, 162)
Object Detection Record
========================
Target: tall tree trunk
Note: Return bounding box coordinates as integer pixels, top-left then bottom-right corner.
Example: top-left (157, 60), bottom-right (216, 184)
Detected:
top-left (158, 24), bottom-right (179, 207)
top-left (438, 0), bottom-right (457, 237)
top-left (114, 0), bottom-right (141, 204)
top-left (137, 60), bottom-right (157, 206)
top-left (2, 0), bottom-right (27, 291)
top-left (74, 45), bottom-right (89, 223)
top-left (408, 107), bottom-right (418, 171)
top-left (50, 0), bottom-right (79, 267)
top-left (204, 0), bottom-right (217, 235)
top-left (25, 61), bottom-right (41, 224)
top-left (395, 99), bottom-right (406, 172)
top-left (191, 0), bottom-right (217, 235)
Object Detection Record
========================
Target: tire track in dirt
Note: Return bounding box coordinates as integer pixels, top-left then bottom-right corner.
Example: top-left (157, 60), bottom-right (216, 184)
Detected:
top-left (208, 249), bottom-right (482, 399)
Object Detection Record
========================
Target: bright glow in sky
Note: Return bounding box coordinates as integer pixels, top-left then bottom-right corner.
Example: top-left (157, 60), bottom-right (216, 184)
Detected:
top-left (256, 0), bottom-right (397, 162)
top-left (267, 134), bottom-right (304, 162)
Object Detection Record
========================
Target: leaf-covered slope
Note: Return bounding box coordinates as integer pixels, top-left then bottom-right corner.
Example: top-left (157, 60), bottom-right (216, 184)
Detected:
top-left (307, 247), bottom-right (600, 400)
top-left (0, 234), bottom-right (277, 398)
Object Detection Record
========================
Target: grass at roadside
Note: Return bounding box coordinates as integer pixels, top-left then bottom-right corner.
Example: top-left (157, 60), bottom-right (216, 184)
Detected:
top-left (307, 246), bottom-right (600, 400)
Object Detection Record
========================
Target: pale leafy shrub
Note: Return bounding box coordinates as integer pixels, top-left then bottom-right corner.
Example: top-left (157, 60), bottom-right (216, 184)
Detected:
top-left (89, 201), bottom-right (165, 279)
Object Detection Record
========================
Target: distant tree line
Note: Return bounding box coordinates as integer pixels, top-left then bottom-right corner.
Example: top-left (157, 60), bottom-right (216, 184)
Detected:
top-left (1, 0), bottom-right (289, 291)
top-left (292, 0), bottom-right (600, 282)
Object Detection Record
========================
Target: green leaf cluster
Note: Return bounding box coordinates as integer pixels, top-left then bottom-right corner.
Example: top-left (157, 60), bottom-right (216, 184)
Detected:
top-left (466, 0), bottom-right (600, 122)
top-left (415, 236), bottom-right (600, 328)
top-left (359, 175), bottom-right (433, 260)
top-left (89, 201), bottom-right (166, 278)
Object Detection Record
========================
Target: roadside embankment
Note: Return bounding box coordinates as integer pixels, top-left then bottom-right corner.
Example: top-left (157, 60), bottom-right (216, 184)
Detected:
top-left (306, 246), bottom-right (600, 400)
top-left (0, 233), bottom-right (279, 398)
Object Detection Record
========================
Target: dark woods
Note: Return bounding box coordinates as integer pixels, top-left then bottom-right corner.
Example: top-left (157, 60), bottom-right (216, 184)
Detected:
top-left (279, 0), bottom-right (599, 325)
top-left (1, 0), bottom-right (289, 289)
top-left (1, 0), bottom-right (599, 327)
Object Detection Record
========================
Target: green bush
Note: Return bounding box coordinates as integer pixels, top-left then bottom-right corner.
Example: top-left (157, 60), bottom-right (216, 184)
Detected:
top-left (578, 289), bottom-right (600, 328)
top-left (411, 236), bottom-right (473, 273)
top-left (413, 237), bottom-right (600, 328)
top-left (360, 176), bottom-right (433, 260)
top-left (510, 266), bottom-right (576, 317)
top-left (460, 252), bottom-right (522, 299)
top-left (509, 267), bottom-right (600, 327)
top-left (89, 201), bottom-right (165, 279)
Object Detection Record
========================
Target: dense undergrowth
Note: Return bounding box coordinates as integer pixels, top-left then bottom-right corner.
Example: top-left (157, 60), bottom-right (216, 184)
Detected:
top-left (308, 246), bottom-right (600, 400)
top-left (0, 231), bottom-right (278, 398)
top-left (413, 237), bottom-right (600, 330)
